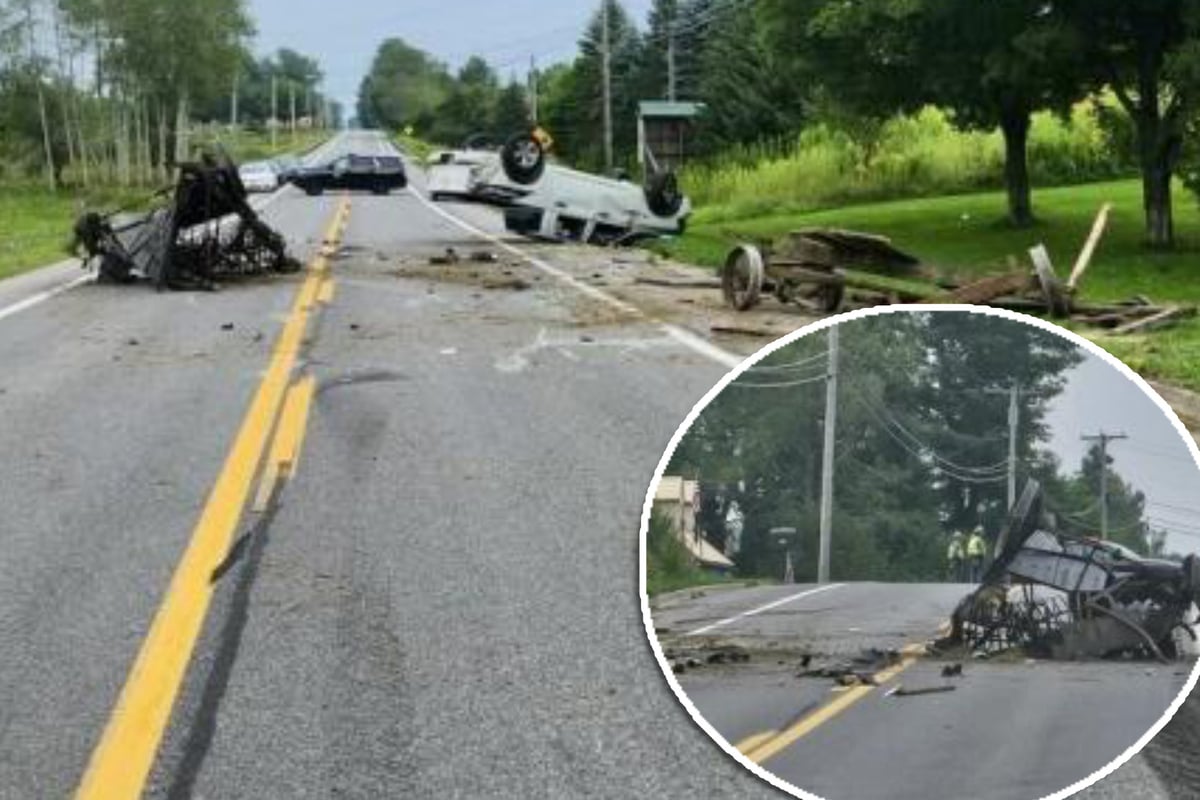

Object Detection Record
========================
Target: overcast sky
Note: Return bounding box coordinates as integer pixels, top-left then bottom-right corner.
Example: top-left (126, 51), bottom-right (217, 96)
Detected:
top-left (1045, 351), bottom-right (1200, 556)
top-left (247, 0), bottom-right (655, 114)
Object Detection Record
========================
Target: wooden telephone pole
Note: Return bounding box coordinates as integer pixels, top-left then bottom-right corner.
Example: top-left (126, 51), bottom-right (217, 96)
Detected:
top-left (601, 0), bottom-right (613, 172)
top-left (1082, 431), bottom-right (1129, 540)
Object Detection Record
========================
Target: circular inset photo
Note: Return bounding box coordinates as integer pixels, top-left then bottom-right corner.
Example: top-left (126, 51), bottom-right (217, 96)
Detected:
top-left (641, 307), bottom-right (1200, 800)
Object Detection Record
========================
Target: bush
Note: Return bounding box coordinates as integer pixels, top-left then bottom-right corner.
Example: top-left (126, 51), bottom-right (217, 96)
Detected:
top-left (645, 512), bottom-right (729, 596)
top-left (681, 104), bottom-right (1135, 219)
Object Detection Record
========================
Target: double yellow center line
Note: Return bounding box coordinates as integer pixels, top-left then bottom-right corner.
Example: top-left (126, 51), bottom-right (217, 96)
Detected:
top-left (736, 642), bottom-right (926, 765)
top-left (75, 196), bottom-right (350, 799)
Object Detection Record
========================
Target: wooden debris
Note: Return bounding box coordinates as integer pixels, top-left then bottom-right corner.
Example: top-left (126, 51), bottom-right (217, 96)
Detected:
top-left (634, 276), bottom-right (722, 289)
top-left (1069, 204), bottom-right (1113, 290)
top-left (1111, 306), bottom-right (1197, 335)
top-left (1029, 245), bottom-right (1072, 318)
top-left (931, 271), bottom-right (1031, 305)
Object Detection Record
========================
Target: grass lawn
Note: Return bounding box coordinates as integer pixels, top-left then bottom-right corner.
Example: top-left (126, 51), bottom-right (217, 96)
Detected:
top-left (0, 186), bottom-right (151, 281)
top-left (0, 131), bottom-right (331, 282)
top-left (190, 128), bottom-right (329, 163)
top-left (662, 178), bottom-right (1200, 391)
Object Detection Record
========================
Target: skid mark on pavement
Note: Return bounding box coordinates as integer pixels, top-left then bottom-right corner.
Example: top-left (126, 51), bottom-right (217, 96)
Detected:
top-left (74, 196), bottom-right (351, 800)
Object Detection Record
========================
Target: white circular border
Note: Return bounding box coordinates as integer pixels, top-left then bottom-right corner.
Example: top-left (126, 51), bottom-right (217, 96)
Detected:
top-left (638, 303), bottom-right (1200, 800)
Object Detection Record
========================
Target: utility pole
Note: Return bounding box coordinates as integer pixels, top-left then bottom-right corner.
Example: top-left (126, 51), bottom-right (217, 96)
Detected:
top-left (529, 55), bottom-right (539, 125)
top-left (984, 381), bottom-right (1036, 510)
top-left (818, 326), bottom-right (839, 584)
top-left (1082, 431), bottom-right (1128, 540)
top-left (1004, 382), bottom-right (1019, 509)
top-left (289, 82), bottom-right (297, 144)
top-left (666, 18), bottom-right (677, 101)
top-left (601, 0), bottom-right (613, 172)
top-left (270, 73), bottom-right (278, 150)
top-left (230, 73), bottom-right (239, 132)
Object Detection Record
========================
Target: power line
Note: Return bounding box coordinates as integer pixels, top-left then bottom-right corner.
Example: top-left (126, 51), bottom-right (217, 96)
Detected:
top-left (1146, 499), bottom-right (1200, 517)
top-left (852, 393), bottom-right (1010, 477)
top-left (747, 350), bottom-right (830, 373)
top-left (728, 374), bottom-right (829, 390)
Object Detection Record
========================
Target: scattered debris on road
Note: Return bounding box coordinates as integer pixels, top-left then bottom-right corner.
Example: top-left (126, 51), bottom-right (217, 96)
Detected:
top-left (72, 149), bottom-right (300, 290)
top-left (939, 479), bottom-right (1200, 662)
top-left (664, 644), bottom-right (751, 674)
top-left (796, 647), bottom-right (903, 686)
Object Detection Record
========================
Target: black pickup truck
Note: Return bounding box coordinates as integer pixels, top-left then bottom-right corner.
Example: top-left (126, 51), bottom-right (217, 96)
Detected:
top-left (289, 154), bottom-right (408, 195)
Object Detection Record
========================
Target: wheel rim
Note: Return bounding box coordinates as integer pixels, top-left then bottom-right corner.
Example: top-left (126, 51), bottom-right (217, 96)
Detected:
top-left (514, 140), bottom-right (540, 169)
top-left (722, 245), bottom-right (764, 311)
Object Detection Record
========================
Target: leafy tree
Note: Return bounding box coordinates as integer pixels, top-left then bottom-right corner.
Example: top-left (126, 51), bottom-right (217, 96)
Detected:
top-left (1054, 0), bottom-right (1200, 247)
top-left (570, 0), bottom-right (645, 170)
top-left (490, 81), bottom-right (530, 138)
top-left (669, 312), bottom-right (1086, 582)
top-left (357, 38), bottom-right (450, 133)
top-left (758, 0), bottom-right (1090, 227)
top-left (692, 1), bottom-right (803, 153)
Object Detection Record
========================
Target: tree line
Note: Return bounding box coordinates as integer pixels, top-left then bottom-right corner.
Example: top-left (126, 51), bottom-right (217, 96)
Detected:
top-left (358, 0), bottom-right (1200, 250)
top-left (669, 313), bottom-right (1163, 583)
top-left (0, 0), bottom-right (336, 190)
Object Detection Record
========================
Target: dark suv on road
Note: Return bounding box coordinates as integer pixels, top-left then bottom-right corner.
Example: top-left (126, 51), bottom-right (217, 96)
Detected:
top-left (289, 154), bottom-right (408, 196)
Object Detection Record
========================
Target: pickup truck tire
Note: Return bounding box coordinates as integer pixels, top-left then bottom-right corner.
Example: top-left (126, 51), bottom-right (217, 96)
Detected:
top-left (645, 171), bottom-right (684, 217)
top-left (304, 185), bottom-right (324, 196)
top-left (501, 134), bottom-right (546, 185)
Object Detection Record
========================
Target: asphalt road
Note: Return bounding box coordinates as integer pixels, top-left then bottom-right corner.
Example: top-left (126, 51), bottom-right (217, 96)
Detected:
top-left (653, 581), bottom-right (1197, 800)
top-left (0, 129), bottom-right (1194, 799)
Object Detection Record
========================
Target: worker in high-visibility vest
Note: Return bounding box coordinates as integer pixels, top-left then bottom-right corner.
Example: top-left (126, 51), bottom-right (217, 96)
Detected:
top-left (966, 526), bottom-right (988, 583)
top-left (946, 531), bottom-right (966, 582)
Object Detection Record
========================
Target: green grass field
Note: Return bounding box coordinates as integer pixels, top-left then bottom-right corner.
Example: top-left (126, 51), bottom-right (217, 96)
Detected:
top-left (661, 178), bottom-right (1200, 390)
top-left (0, 130), bottom-right (330, 282)
top-left (0, 186), bottom-right (153, 281)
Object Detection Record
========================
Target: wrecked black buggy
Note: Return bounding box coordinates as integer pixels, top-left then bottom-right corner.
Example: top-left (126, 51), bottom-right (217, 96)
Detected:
top-left (72, 150), bottom-right (300, 290)
top-left (941, 480), bottom-right (1200, 662)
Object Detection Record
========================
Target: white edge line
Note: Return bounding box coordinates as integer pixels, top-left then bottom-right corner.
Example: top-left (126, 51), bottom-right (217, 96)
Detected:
top-left (0, 181), bottom-right (295, 327)
top-left (630, 303), bottom-right (1200, 800)
top-left (408, 187), bottom-right (744, 370)
top-left (0, 273), bottom-right (94, 324)
top-left (685, 583), bottom-right (845, 637)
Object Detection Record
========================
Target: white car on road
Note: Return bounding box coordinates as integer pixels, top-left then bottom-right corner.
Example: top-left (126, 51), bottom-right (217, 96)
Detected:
top-left (238, 161), bottom-right (279, 193)
top-left (433, 133), bottom-right (691, 245)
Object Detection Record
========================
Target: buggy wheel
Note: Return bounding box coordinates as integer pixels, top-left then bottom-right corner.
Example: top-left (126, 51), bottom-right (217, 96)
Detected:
top-left (501, 134), bottom-right (546, 185)
top-left (645, 170), bottom-right (684, 217)
top-left (722, 244), bottom-right (764, 312)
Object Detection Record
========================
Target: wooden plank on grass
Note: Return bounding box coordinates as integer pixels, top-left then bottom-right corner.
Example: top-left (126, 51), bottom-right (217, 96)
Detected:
top-left (929, 271), bottom-right (1031, 305)
top-left (1069, 204), bottom-right (1113, 291)
top-left (1111, 306), bottom-right (1197, 335)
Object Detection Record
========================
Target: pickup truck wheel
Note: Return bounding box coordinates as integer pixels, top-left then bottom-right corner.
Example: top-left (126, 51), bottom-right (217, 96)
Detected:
top-left (645, 171), bottom-right (684, 217)
top-left (305, 185), bottom-right (324, 196)
top-left (501, 134), bottom-right (546, 185)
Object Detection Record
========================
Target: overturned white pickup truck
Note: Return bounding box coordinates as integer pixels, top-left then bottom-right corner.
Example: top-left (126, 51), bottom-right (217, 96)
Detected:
top-left (429, 133), bottom-right (690, 245)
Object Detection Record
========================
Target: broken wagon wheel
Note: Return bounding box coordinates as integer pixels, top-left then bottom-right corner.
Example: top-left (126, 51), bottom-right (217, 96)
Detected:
top-left (722, 244), bottom-right (765, 312)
